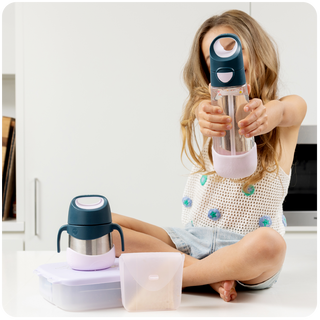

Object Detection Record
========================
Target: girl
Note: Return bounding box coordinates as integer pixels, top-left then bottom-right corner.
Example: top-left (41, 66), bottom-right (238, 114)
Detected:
top-left (112, 10), bottom-right (307, 302)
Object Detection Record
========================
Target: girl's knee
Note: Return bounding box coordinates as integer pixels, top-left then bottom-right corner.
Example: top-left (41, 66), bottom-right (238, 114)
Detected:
top-left (247, 228), bottom-right (286, 263)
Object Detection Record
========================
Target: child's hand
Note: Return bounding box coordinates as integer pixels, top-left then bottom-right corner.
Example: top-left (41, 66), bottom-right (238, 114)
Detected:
top-left (238, 98), bottom-right (267, 138)
top-left (197, 100), bottom-right (232, 137)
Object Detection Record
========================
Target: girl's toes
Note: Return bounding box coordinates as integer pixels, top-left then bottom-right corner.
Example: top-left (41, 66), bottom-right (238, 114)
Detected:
top-left (223, 280), bottom-right (234, 291)
top-left (217, 287), bottom-right (227, 301)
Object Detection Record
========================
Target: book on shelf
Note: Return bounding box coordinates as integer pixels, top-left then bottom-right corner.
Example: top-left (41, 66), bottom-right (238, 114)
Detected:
top-left (2, 116), bottom-right (16, 221)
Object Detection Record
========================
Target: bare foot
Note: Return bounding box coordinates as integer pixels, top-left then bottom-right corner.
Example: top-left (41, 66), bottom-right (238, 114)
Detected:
top-left (210, 280), bottom-right (237, 302)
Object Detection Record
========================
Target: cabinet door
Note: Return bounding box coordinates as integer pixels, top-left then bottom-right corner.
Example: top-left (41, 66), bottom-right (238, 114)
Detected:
top-left (251, 2), bottom-right (317, 125)
top-left (17, 2), bottom-right (250, 250)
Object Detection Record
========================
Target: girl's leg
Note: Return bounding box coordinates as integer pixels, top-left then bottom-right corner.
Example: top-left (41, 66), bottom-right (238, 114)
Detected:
top-left (111, 212), bottom-right (198, 267)
top-left (112, 212), bottom-right (238, 301)
top-left (182, 227), bottom-right (286, 288)
top-left (112, 213), bottom-right (282, 301)
top-left (112, 212), bottom-right (175, 247)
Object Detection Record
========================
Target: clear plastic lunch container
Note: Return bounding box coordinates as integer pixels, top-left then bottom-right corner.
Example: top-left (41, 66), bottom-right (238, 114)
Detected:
top-left (34, 258), bottom-right (122, 311)
top-left (119, 252), bottom-right (185, 312)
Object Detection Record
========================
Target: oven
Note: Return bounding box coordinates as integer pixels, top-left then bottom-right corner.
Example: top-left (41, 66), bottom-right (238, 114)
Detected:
top-left (283, 125), bottom-right (317, 230)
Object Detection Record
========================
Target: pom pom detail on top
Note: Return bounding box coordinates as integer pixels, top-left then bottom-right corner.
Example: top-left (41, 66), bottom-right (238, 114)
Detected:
top-left (208, 208), bottom-right (221, 221)
top-left (200, 175), bottom-right (208, 186)
top-left (242, 185), bottom-right (255, 196)
top-left (259, 215), bottom-right (272, 227)
top-left (182, 196), bottom-right (192, 208)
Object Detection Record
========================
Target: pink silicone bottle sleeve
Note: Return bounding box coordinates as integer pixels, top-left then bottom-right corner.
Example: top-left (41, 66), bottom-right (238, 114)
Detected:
top-left (212, 143), bottom-right (257, 179)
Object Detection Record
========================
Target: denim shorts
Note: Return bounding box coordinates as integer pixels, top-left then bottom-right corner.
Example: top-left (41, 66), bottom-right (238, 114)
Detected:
top-left (164, 222), bottom-right (281, 290)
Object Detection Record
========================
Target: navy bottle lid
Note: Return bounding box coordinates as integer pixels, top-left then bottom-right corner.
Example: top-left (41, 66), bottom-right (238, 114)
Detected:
top-left (68, 195), bottom-right (112, 226)
top-left (57, 195), bottom-right (125, 251)
top-left (210, 33), bottom-right (246, 88)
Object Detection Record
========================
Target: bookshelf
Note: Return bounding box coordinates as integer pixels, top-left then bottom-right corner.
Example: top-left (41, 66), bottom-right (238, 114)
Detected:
top-left (2, 4), bottom-right (21, 235)
top-left (2, 87), bottom-right (19, 230)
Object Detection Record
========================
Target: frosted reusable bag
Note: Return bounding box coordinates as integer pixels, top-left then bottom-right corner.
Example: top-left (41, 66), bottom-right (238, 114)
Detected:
top-left (210, 33), bottom-right (257, 179)
top-left (119, 252), bottom-right (185, 312)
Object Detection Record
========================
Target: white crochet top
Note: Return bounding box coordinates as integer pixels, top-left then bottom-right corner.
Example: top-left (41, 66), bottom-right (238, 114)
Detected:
top-left (181, 139), bottom-right (291, 237)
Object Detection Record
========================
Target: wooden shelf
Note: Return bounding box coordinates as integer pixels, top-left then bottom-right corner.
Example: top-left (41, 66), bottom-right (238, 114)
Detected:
top-left (2, 218), bottom-right (24, 232)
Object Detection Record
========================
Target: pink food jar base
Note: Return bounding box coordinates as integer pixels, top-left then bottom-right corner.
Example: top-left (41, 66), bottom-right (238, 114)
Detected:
top-left (67, 245), bottom-right (116, 271)
top-left (212, 143), bottom-right (257, 179)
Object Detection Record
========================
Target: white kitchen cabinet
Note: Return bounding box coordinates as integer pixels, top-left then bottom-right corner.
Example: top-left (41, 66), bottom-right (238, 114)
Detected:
top-left (15, 2), bottom-right (251, 250)
top-left (2, 238), bottom-right (24, 253)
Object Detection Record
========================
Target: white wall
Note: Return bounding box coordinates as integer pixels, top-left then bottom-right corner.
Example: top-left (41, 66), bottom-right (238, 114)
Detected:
top-left (251, 2), bottom-right (317, 126)
top-left (2, 2), bottom-right (15, 74)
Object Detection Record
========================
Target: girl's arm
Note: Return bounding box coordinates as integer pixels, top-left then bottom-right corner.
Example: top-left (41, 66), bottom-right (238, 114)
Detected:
top-left (238, 95), bottom-right (307, 138)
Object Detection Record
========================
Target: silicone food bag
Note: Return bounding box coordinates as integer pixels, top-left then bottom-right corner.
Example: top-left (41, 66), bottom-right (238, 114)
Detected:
top-left (119, 252), bottom-right (185, 312)
top-left (210, 33), bottom-right (257, 179)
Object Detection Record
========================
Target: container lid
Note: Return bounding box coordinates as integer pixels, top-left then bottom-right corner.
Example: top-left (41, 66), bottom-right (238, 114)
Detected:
top-left (34, 258), bottom-right (120, 286)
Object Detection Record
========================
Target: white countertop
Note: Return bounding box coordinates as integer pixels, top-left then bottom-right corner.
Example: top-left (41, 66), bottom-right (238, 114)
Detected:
top-left (1, 232), bottom-right (319, 319)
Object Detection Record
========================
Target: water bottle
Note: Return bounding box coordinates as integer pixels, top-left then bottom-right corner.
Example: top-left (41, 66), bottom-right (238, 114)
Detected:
top-left (209, 33), bottom-right (257, 179)
top-left (57, 195), bottom-right (125, 271)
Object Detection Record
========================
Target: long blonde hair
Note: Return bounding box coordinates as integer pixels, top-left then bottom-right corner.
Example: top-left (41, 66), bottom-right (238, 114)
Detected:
top-left (181, 10), bottom-right (281, 191)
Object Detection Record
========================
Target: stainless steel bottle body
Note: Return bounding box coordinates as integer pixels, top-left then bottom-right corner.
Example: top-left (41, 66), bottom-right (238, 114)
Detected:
top-left (68, 233), bottom-right (113, 255)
